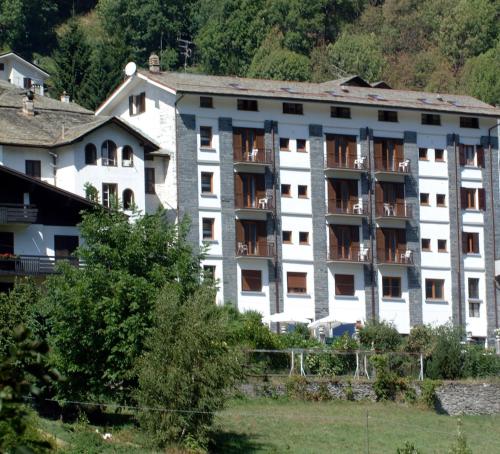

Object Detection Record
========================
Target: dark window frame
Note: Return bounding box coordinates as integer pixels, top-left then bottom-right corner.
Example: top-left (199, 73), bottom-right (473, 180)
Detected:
top-left (102, 183), bottom-right (118, 208)
top-left (282, 230), bottom-right (292, 243)
top-left (25, 160), bottom-right (41, 179)
top-left (421, 113), bottom-right (441, 126)
top-left (200, 126), bottom-right (212, 148)
top-left (421, 238), bottom-right (431, 251)
top-left (281, 184), bottom-right (291, 197)
top-left (378, 110), bottom-right (398, 122)
top-left (437, 239), bottom-right (447, 252)
top-left (331, 106), bottom-right (351, 119)
top-left (283, 102), bottom-right (303, 115)
top-left (425, 279), bottom-right (445, 300)
top-left (287, 271), bottom-right (307, 294)
top-left (460, 117), bottom-right (479, 129)
top-left (335, 274), bottom-right (355, 296)
top-left (299, 231), bottom-right (309, 245)
top-left (241, 269), bottom-right (262, 292)
top-left (200, 96), bottom-right (213, 108)
top-left (202, 217), bottom-right (215, 240)
top-left (382, 276), bottom-right (401, 298)
top-left (145, 167), bottom-right (155, 194)
top-left (201, 172), bottom-right (213, 194)
top-left (85, 143), bottom-right (97, 165)
top-left (237, 99), bottom-right (258, 111)
top-left (298, 185), bottom-right (308, 198)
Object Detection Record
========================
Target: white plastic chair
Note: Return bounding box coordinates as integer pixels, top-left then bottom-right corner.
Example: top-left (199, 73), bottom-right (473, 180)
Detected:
top-left (251, 148), bottom-right (259, 162)
top-left (353, 202), bottom-right (363, 215)
top-left (384, 203), bottom-right (394, 216)
top-left (237, 242), bottom-right (248, 255)
top-left (258, 197), bottom-right (268, 209)
top-left (354, 156), bottom-right (366, 169)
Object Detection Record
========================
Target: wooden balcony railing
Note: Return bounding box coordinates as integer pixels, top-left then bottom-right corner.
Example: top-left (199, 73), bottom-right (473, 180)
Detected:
top-left (327, 198), bottom-right (367, 216)
top-left (377, 248), bottom-right (414, 265)
top-left (0, 204), bottom-right (38, 224)
top-left (328, 246), bottom-right (370, 262)
top-left (0, 255), bottom-right (82, 275)
top-left (233, 148), bottom-right (274, 165)
top-left (375, 202), bottom-right (413, 219)
top-left (234, 192), bottom-right (274, 210)
top-left (326, 153), bottom-right (367, 170)
top-left (374, 156), bottom-right (410, 173)
top-left (236, 241), bottom-right (274, 257)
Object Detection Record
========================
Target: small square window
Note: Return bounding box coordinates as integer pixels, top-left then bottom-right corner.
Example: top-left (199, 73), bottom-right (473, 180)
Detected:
top-left (382, 276), bottom-right (401, 298)
top-left (287, 272), bottom-right (307, 293)
top-left (282, 231), bottom-right (292, 243)
top-left (421, 238), bottom-right (431, 251)
top-left (436, 194), bottom-right (446, 207)
top-left (200, 96), bottom-right (213, 108)
top-left (435, 149), bottom-right (444, 161)
top-left (299, 232), bottom-right (309, 244)
top-left (463, 232), bottom-right (479, 254)
top-left (242, 270), bottom-right (262, 292)
top-left (200, 126), bottom-right (212, 148)
top-left (335, 274), bottom-right (354, 296)
top-left (281, 184), bottom-right (291, 197)
top-left (378, 110), bottom-right (398, 122)
top-left (201, 172), bottom-right (213, 194)
top-left (203, 265), bottom-right (216, 280)
top-left (296, 139), bottom-right (307, 152)
top-left (202, 218), bottom-right (214, 240)
top-left (438, 239), bottom-right (447, 252)
top-left (331, 106), bottom-right (351, 119)
top-left (280, 138), bottom-right (290, 151)
top-left (425, 279), bottom-right (444, 300)
top-left (298, 185), bottom-right (308, 198)
top-left (420, 193), bottom-right (430, 205)
top-left (469, 302), bottom-right (480, 317)
top-left (419, 148), bottom-right (428, 160)
top-left (460, 117), bottom-right (479, 129)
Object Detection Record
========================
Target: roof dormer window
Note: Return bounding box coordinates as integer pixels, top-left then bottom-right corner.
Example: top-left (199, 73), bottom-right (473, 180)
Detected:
top-left (128, 92), bottom-right (145, 116)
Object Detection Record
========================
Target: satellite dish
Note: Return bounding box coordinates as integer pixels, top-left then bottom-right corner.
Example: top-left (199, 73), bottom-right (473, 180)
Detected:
top-left (124, 62), bottom-right (137, 77)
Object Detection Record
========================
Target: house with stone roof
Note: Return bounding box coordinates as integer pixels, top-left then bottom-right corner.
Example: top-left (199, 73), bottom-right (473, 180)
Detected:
top-left (0, 51), bottom-right (50, 96)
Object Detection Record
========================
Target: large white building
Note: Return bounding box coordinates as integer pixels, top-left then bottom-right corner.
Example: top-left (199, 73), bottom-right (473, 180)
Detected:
top-left (97, 61), bottom-right (500, 345)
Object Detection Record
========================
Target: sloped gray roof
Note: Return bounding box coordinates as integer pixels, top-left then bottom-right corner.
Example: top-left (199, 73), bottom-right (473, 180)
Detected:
top-left (0, 81), bottom-right (158, 148)
top-left (141, 70), bottom-right (500, 117)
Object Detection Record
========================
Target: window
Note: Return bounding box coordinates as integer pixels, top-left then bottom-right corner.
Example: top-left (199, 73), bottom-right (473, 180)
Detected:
top-left (23, 77), bottom-right (32, 89)
top-left (280, 138), bottom-right (290, 151)
top-left (25, 160), bottom-right (41, 179)
top-left (382, 277), bottom-right (401, 298)
top-left (461, 188), bottom-right (476, 209)
top-left (128, 92), bottom-right (146, 115)
top-left (145, 168), bottom-right (155, 194)
top-left (282, 231), bottom-right (292, 243)
top-left (84, 143), bottom-right (97, 165)
top-left (241, 270), bottom-right (262, 292)
top-left (237, 99), bottom-right (258, 111)
top-left (296, 139), bottom-right (306, 152)
top-left (54, 235), bottom-right (79, 258)
top-left (0, 63), bottom-right (4, 71)
top-left (283, 102), bottom-right (303, 115)
top-left (101, 140), bottom-right (117, 166)
top-left (463, 232), bottom-right (479, 254)
top-left (425, 279), bottom-right (444, 300)
top-left (422, 113), bottom-right (441, 126)
top-left (331, 106), bottom-right (351, 119)
top-left (378, 110), bottom-right (398, 122)
top-left (464, 145), bottom-right (476, 166)
top-left (287, 272), bottom-right (307, 294)
top-left (468, 278), bottom-right (480, 300)
top-left (201, 172), bottom-right (213, 194)
top-left (122, 189), bottom-right (134, 210)
top-left (122, 145), bottom-right (134, 167)
top-left (460, 117), bottom-right (479, 129)
top-left (335, 274), bottom-right (354, 296)
top-left (421, 238), bottom-right (431, 251)
top-left (298, 185), bottom-right (308, 198)
top-left (419, 148), bottom-right (428, 160)
top-left (438, 239), bottom-right (447, 252)
top-left (435, 149), bottom-right (444, 161)
top-left (299, 232), bottom-right (309, 244)
top-left (200, 96), bottom-right (213, 108)
top-left (281, 184), bottom-right (291, 197)
top-left (202, 218), bottom-right (214, 240)
top-left (469, 302), bottom-right (480, 318)
top-left (102, 183), bottom-right (117, 208)
top-left (420, 193), bottom-right (429, 205)
top-left (203, 265), bottom-right (216, 281)
top-left (436, 194), bottom-right (446, 207)
top-left (200, 126), bottom-right (212, 148)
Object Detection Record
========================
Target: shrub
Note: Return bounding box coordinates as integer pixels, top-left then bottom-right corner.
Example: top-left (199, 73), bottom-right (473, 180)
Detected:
top-left (359, 320), bottom-right (402, 352)
top-left (285, 375), bottom-right (309, 400)
top-left (419, 379), bottom-right (440, 409)
top-left (371, 354), bottom-right (403, 401)
top-left (396, 441), bottom-right (422, 453)
top-left (448, 419), bottom-right (472, 454)
top-left (426, 324), bottom-right (465, 380)
top-left (344, 381), bottom-right (355, 401)
top-left (462, 345), bottom-right (500, 378)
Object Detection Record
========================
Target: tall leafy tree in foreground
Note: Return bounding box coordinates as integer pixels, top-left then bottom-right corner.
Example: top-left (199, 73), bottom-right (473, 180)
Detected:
top-left (40, 208), bottom-right (201, 403)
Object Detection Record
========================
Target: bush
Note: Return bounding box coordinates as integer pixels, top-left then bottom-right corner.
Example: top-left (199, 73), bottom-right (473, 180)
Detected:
top-left (419, 379), bottom-right (440, 409)
top-left (396, 441), bottom-right (422, 453)
top-left (462, 345), bottom-right (500, 378)
top-left (359, 320), bottom-right (402, 352)
top-left (285, 375), bottom-right (309, 400)
top-left (371, 354), bottom-right (409, 401)
top-left (426, 324), bottom-right (465, 380)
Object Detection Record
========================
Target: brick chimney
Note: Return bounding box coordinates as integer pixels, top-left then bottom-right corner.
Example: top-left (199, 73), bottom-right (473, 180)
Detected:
top-left (22, 90), bottom-right (35, 116)
top-left (149, 53), bottom-right (160, 73)
top-left (60, 91), bottom-right (70, 103)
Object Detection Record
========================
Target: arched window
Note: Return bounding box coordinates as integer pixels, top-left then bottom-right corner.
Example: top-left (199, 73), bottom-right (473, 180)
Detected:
top-left (101, 140), bottom-right (117, 166)
top-left (123, 189), bottom-right (134, 210)
top-left (122, 145), bottom-right (134, 167)
top-left (85, 143), bottom-right (97, 165)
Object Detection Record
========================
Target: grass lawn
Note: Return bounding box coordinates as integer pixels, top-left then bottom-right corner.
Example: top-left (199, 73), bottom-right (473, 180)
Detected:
top-left (38, 399), bottom-right (500, 453)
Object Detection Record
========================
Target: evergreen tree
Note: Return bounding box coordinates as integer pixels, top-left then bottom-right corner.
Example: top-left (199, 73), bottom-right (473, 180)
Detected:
top-left (52, 20), bottom-right (91, 104)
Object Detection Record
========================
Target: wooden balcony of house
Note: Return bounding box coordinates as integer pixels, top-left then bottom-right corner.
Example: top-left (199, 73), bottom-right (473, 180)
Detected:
top-left (234, 192), bottom-right (274, 212)
top-left (376, 248), bottom-right (414, 265)
top-left (328, 245), bottom-right (370, 263)
top-left (0, 204), bottom-right (38, 224)
top-left (375, 202), bottom-right (413, 220)
top-left (325, 152), bottom-right (367, 173)
top-left (374, 156), bottom-right (411, 175)
top-left (236, 240), bottom-right (274, 258)
top-left (233, 147), bottom-right (274, 166)
top-left (0, 255), bottom-right (82, 276)
top-left (327, 198), bottom-right (367, 217)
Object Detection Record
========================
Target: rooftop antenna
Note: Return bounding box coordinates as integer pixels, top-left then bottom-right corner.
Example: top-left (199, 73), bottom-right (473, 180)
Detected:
top-left (177, 37), bottom-right (193, 71)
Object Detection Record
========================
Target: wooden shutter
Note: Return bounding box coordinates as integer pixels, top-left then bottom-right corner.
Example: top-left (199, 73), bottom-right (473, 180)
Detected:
top-left (287, 272), bottom-right (306, 293)
top-left (139, 92), bottom-right (146, 112)
top-left (376, 228), bottom-right (384, 250)
top-left (329, 226), bottom-right (338, 251)
top-left (472, 233), bottom-right (479, 253)
top-left (396, 183), bottom-right (404, 205)
top-left (234, 173), bottom-right (243, 203)
top-left (233, 128), bottom-right (243, 158)
top-left (128, 96), bottom-right (134, 115)
top-left (256, 175), bottom-right (266, 200)
top-left (348, 179), bottom-right (358, 200)
top-left (235, 221), bottom-right (245, 242)
top-left (242, 270), bottom-right (262, 291)
top-left (335, 274), bottom-right (354, 296)
top-left (462, 233), bottom-right (468, 254)
top-left (476, 146), bottom-right (485, 167)
top-left (326, 134), bottom-right (335, 164)
top-left (374, 140), bottom-right (382, 161)
top-left (395, 140), bottom-right (403, 163)
top-left (397, 229), bottom-right (406, 249)
top-left (375, 182), bottom-right (383, 205)
top-left (255, 129), bottom-right (265, 151)
top-left (347, 136), bottom-right (357, 157)
top-left (460, 188), bottom-right (467, 209)
top-left (478, 188), bottom-right (486, 211)
top-left (328, 179), bottom-right (336, 201)
top-left (351, 225), bottom-right (360, 247)
top-left (459, 144), bottom-right (466, 166)
top-left (257, 221), bottom-right (267, 239)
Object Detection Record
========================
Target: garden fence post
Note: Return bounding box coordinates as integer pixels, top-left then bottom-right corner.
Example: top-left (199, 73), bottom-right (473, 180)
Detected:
top-left (419, 353), bottom-right (424, 380)
top-left (290, 350), bottom-right (295, 375)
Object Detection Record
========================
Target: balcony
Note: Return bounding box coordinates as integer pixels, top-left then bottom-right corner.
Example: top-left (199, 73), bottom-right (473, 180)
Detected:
top-left (325, 153), bottom-right (367, 173)
top-left (328, 246), bottom-right (370, 263)
top-left (0, 204), bottom-right (38, 224)
top-left (233, 147), bottom-right (274, 167)
top-left (327, 198), bottom-right (367, 218)
top-left (0, 255), bottom-right (82, 276)
top-left (377, 248), bottom-right (414, 265)
top-left (235, 192), bottom-right (274, 213)
top-left (374, 157), bottom-right (411, 179)
top-left (375, 202), bottom-right (413, 220)
top-left (236, 241), bottom-right (274, 258)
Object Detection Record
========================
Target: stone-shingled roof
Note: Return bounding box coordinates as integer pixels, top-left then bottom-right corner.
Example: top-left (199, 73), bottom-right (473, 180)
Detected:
top-left (140, 70), bottom-right (500, 118)
top-left (0, 80), bottom-right (158, 148)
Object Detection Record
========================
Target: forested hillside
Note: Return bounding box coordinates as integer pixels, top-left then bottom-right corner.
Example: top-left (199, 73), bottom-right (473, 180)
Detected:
top-left (1, 0), bottom-right (499, 110)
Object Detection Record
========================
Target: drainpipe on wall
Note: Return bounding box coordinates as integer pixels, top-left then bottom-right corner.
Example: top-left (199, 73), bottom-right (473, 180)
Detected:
top-left (272, 124), bottom-right (280, 321)
top-left (174, 93), bottom-right (185, 220)
top-left (453, 134), bottom-right (463, 326)
top-left (367, 127), bottom-right (376, 320)
top-left (488, 124), bottom-right (499, 329)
